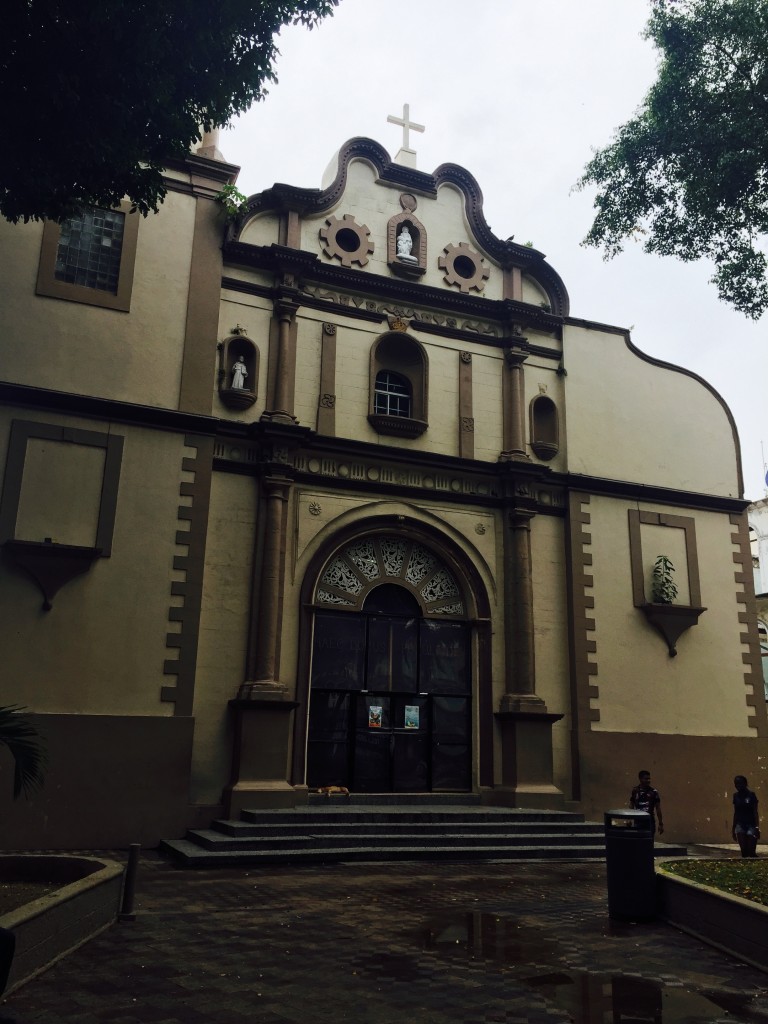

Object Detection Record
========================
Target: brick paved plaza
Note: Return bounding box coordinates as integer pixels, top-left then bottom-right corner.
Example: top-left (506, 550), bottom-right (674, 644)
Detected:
top-left (2, 854), bottom-right (768, 1023)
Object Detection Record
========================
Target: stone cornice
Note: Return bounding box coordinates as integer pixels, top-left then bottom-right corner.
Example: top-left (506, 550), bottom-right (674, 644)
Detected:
top-left (559, 472), bottom-right (748, 514)
top-left (222, 242), bottom-right (564, 335)
top-left (0, 382), bottom-right (218, 436)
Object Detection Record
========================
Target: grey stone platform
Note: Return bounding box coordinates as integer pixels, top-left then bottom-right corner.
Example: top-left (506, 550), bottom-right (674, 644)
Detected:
top-left (160, 796), bottom-right (687, 867)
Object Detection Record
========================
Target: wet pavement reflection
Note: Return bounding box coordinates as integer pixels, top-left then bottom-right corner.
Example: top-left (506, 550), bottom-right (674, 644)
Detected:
top-left (419, 912), bottom-right (768, 1022)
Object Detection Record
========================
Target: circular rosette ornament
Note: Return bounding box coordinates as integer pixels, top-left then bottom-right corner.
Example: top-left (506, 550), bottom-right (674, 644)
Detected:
top-left (320, 214), bottom-right (374, 268)
top-left (438, 242), bottom-right (490, 293)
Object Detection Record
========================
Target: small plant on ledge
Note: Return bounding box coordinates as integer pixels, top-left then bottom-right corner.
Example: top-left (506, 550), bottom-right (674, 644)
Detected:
top-left (651, 555), bottom-right (678, 604)
top-left (215, 184), bottom-right (247, 220)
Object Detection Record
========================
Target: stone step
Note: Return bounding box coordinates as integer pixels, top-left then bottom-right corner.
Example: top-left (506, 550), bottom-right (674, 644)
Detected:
top-left (159, 798), bottom-right (686, 868)
top-left (159, 837), bottom-right (687, 868)
top-left (238, 807), bottom-right (590, 825)
top-left (184, 828), bottom-right (608, 852)
top-left (307, 793), bottom-right (483, 806)
top-left (209, 819), bottom-right (605, 838)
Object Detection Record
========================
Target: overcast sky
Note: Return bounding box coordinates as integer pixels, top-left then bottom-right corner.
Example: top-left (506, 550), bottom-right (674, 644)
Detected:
top-left (222, 0), bottom-right (768, 501)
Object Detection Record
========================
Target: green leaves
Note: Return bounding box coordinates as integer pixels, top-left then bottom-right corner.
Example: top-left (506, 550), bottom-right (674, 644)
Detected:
top-left (578, 0), bottom-right (768, 318)
top-left (0, 706), bottom-right (47, 800)
top-left (651, 555), bottom-right (679, 605)
top-left (0, 1), bottom-right (338, 223)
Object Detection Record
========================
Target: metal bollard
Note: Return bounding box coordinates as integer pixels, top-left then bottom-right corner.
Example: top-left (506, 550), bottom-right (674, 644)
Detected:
top-left (119, 843), bottom-right (141, 921)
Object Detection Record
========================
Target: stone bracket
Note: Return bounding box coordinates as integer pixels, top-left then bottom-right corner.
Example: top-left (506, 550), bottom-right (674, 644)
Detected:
top-left (3, 539), bottom-right (101, 611)
top-left (640, 603), bottom-right (706, 657)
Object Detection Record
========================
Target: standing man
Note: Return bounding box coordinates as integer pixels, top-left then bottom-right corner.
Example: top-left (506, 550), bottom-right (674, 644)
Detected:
top-left (630, 770), bottom-right (664, 836)
top-left (732, 775), bottom-right (760, 858)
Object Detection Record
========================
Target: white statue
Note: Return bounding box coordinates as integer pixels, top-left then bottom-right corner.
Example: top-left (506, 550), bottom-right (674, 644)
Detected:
top-left (231, 357), bottom-right (248, 389)
top-left (396, 225), bottom-right (417, 263)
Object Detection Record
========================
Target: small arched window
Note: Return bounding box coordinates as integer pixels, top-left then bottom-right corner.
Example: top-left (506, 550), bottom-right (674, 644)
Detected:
top-left (368, 332), bottom-right (427, 438)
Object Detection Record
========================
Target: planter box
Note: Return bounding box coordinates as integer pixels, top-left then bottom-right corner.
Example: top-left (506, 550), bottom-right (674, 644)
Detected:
top-left (657, 860), bottom-right (768, 973)
top-left (0, 854), bottom-right (124, 995)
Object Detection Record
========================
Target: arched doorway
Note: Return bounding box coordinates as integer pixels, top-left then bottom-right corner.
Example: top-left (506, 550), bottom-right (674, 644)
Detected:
top-left (306, 535), bottom-right (472, 792)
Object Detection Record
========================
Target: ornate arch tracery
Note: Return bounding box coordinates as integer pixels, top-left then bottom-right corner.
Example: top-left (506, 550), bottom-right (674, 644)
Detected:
top-left (314, 534), bottom-right (465, 617)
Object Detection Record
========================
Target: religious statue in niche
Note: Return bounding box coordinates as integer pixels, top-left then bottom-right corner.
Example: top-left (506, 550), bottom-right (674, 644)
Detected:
top-left (231, 357), bottom-right (248, 389)
top-left (396, 225), bottom-right (417, 264)
top-left (386, 194), bottom-right (427, 276)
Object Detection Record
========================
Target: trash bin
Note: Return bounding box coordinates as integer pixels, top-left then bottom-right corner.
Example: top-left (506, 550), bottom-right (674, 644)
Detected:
top-left (604, 809), bottom-right (656, 920)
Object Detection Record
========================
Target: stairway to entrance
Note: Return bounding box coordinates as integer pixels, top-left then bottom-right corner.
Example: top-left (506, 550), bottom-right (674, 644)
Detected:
top-left (159, 795), bottom-right (688, 867)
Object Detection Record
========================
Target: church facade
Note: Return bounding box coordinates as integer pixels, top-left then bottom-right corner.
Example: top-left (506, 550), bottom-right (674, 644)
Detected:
top-left (1, 134), bottom-right (765, 848)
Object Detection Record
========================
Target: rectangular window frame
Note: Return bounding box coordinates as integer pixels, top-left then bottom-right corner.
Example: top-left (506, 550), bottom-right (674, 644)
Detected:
top-left (628, 509), bottom-right (702, 607)
top-left (36, 201), bottom-right (139, 312)
top-left (0, 420), bottom-right (123, 555)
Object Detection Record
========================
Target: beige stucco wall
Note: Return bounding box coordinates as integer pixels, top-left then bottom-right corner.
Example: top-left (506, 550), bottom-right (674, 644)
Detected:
top-left (564, 323), bottom-right (740, 496)
top-left (530, 514), bottom-right (571, 791)
top-left (0, 408), bottom-right (190, 715)
top-left (191, 471), bottom-right (257, 804)
top-left (587, 495), bottom-right (755, 737)
top-left (238, 210), bottom-right (279, 248)
top-left (0, 190), bottom-right (198, 409)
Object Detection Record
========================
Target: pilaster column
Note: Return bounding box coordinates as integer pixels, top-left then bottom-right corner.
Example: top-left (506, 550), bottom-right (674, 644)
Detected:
top-left (262, 295), bottom-right (299, 424)
top-left (500, 508), bottom-right (544, 713)
top-left (500, 347), bottom-right (530, 461)
top-left (492, 497), bottom-right (564, 809)
top-left (226, 469), bottom-right (298, 814)
top-left (240, 473), bottom-right (292, 698)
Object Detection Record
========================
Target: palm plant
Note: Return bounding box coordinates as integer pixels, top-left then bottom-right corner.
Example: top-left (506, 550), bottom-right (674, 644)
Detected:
top-left (0, 706), bottom-right (47, 799)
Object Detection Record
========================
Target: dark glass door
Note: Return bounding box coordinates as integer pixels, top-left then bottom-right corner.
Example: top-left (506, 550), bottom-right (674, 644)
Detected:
top-left (307, 587), bottom-right (470, 792)
top-left (352, 692), bottom-right (430, 792)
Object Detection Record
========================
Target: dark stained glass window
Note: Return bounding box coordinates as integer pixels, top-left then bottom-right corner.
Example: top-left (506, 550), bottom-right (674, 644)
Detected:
top-left (55, 208), bottom-right (125, 293)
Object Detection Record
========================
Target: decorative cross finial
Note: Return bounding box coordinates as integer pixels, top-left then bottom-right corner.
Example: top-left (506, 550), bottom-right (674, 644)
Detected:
top-left (387, 104), bottom-right (425, 153)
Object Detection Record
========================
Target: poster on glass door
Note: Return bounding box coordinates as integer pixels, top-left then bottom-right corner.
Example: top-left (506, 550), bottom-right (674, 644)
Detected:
top-left (404, 705), bottom-right (420, 729)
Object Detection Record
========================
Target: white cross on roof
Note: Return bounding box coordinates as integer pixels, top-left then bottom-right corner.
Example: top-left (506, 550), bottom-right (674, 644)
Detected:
top-left (387, 104), bottom-right (425, 155)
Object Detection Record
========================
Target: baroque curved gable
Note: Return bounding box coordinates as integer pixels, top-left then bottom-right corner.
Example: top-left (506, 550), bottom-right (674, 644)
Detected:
top-left (233, 137), bottom-right (569, 317)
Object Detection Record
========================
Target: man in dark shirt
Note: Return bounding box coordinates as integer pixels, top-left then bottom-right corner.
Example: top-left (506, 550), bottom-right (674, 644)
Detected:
top-left (629, 770), bottom-right (664, 836)
top-left (732, 775), bottom-right (760, 858)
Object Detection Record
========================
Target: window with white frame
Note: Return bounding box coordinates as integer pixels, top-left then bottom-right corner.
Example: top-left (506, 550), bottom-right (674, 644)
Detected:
top-left (374, 370), bottom-right (412, 418)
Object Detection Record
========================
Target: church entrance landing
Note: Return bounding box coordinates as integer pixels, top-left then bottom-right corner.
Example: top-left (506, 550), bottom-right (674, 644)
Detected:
top-left (307, 576), bottom-right (471, 793)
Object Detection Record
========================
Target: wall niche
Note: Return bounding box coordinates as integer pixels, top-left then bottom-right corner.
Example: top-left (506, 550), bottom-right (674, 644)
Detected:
top-left (218, 334), bottom-right (258, 410)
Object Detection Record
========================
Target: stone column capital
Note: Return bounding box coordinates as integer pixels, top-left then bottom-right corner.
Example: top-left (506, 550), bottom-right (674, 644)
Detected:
top-left (274, 292), bottom-right (301, 321)
top-left (503, 345), bottom-right (529, 369)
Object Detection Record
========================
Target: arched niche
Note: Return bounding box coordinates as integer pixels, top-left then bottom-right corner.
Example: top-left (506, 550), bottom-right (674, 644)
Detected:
top-left (218, 334), bottom-right (258, 410)
top-left (387, 211), bottom-right (427, 277)
top-left (529, 394), bottom-right (559, 460)
top-left (368, 332), bottom-right (428, 438)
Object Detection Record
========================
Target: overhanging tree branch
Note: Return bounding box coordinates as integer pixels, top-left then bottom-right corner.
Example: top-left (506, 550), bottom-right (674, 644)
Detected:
top-left (577, 0), bottom-right (768, 318)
